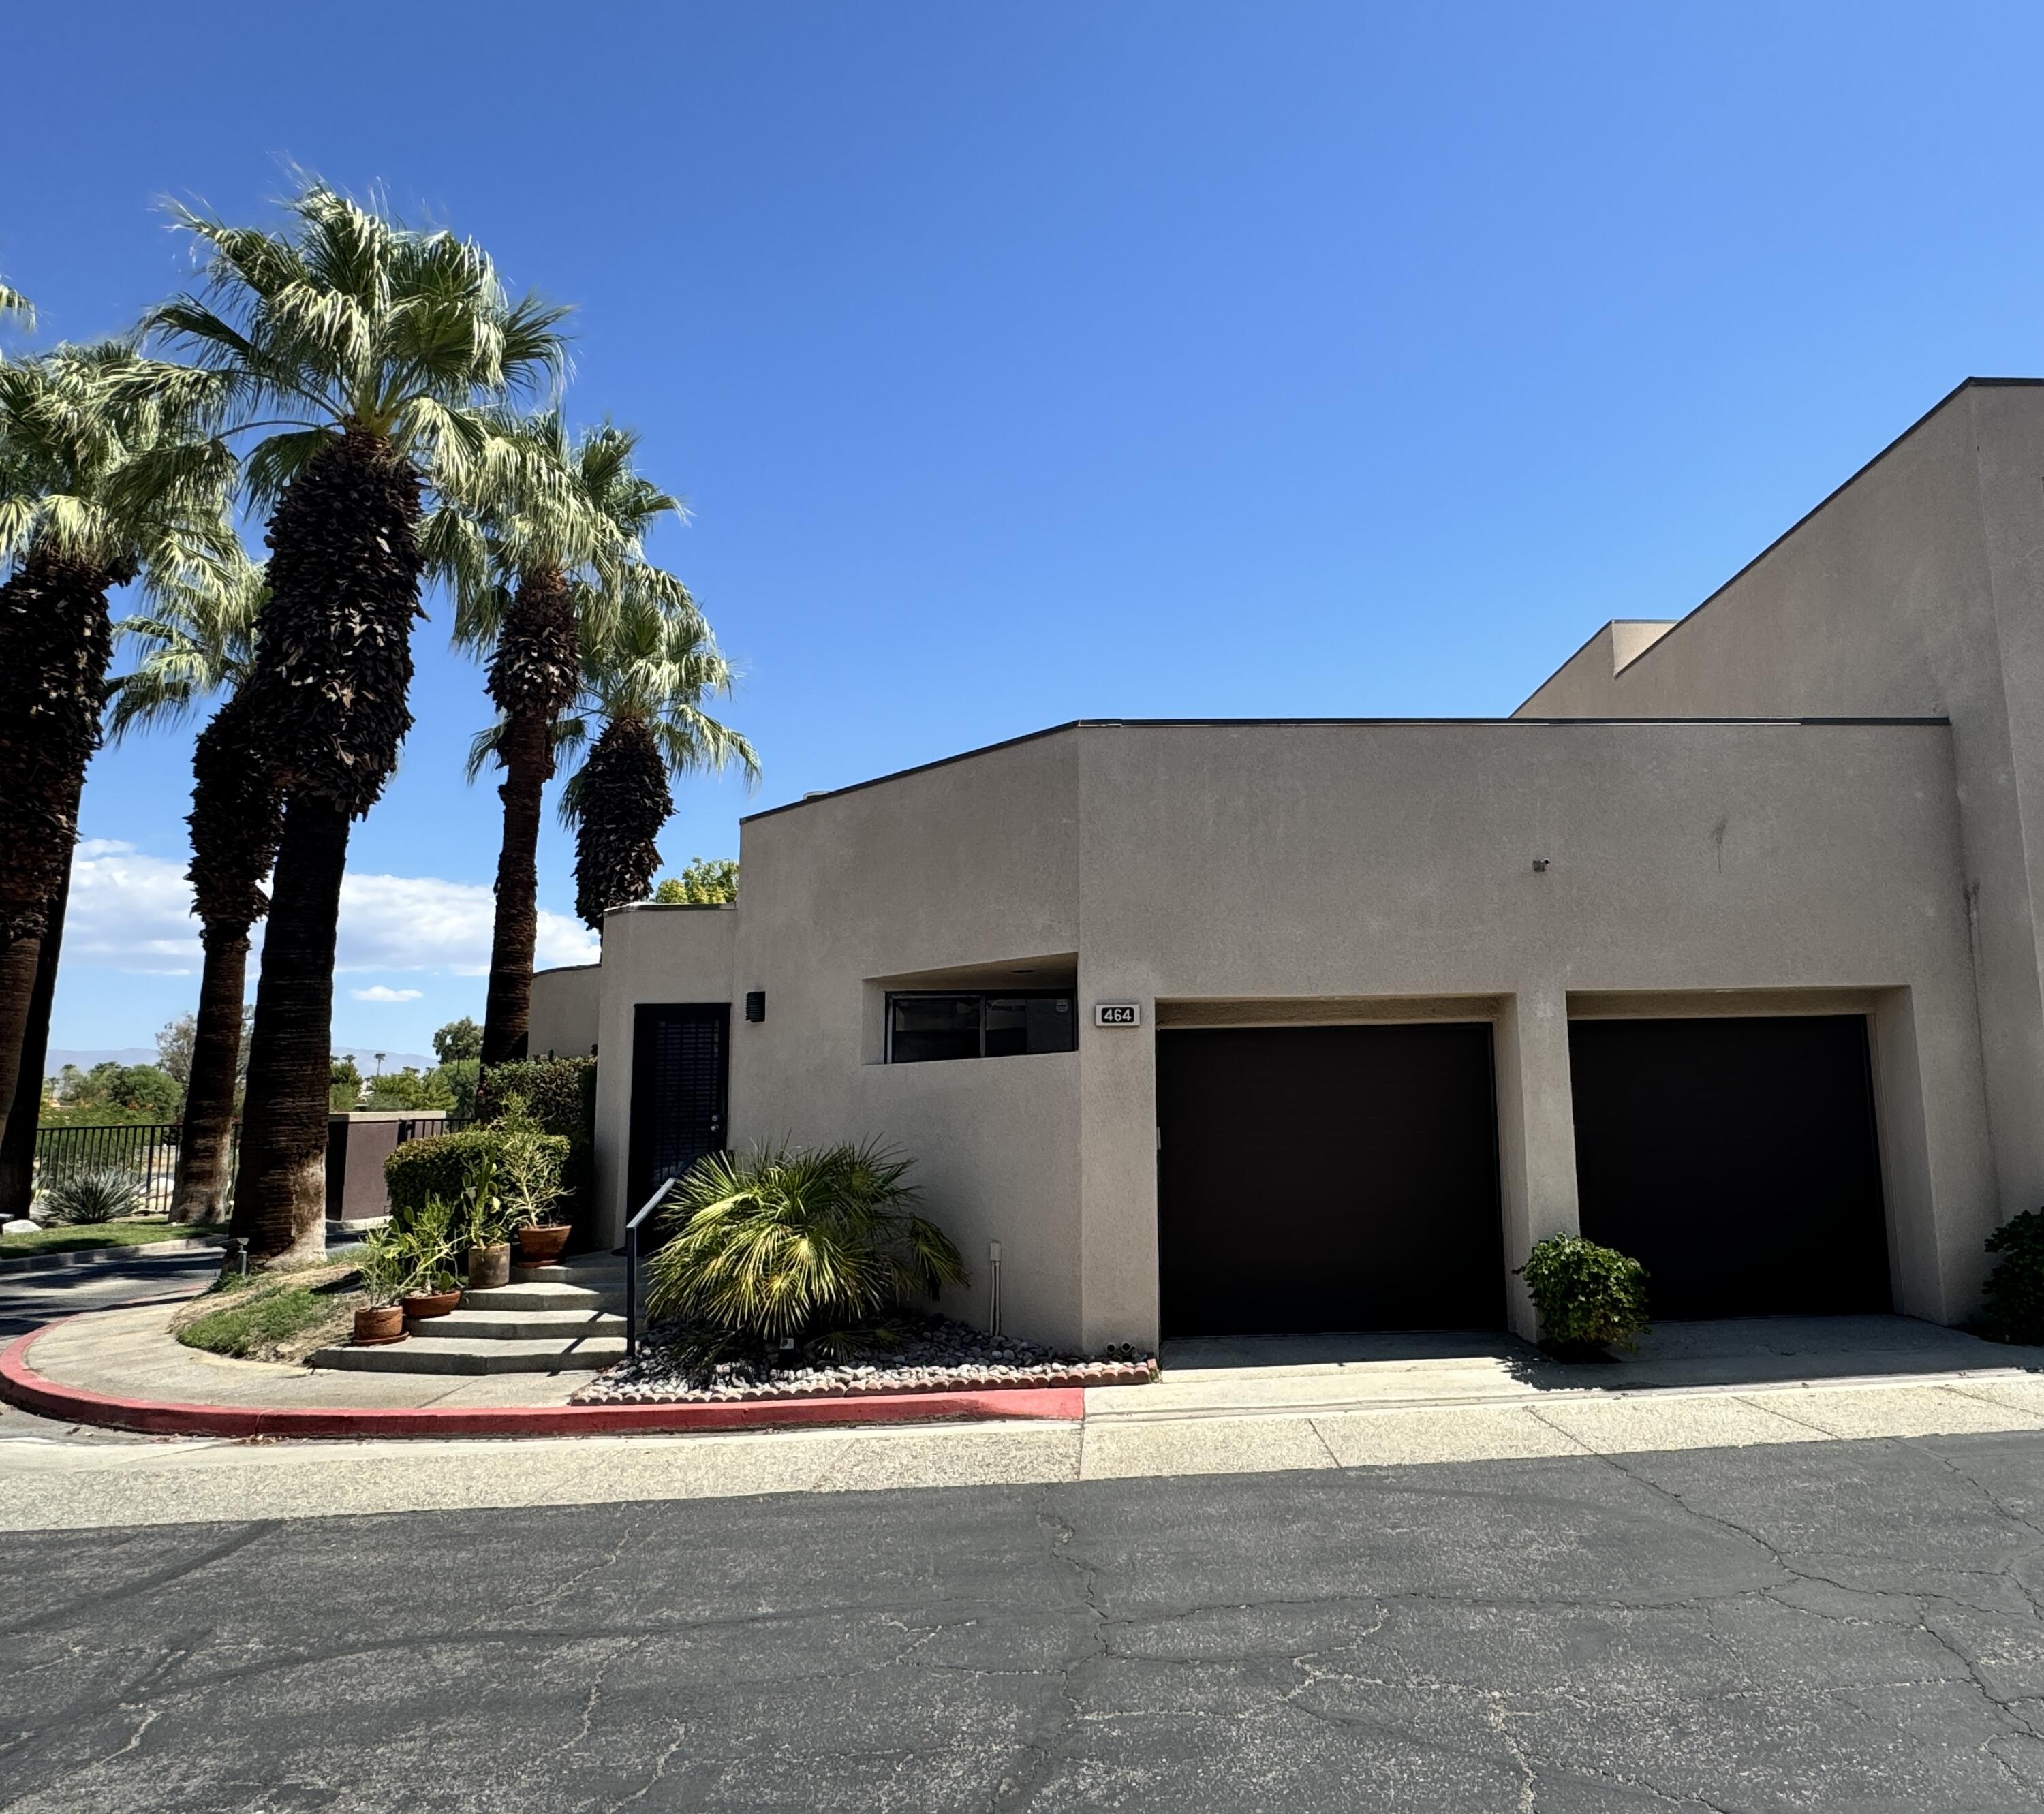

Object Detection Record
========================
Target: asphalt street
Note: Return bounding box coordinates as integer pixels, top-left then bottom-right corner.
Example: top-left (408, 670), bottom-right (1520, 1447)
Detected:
top-left (0, 1248), bottom-right (218, 1342)
top-left (6, 1428), bottom-right (2044, 1811)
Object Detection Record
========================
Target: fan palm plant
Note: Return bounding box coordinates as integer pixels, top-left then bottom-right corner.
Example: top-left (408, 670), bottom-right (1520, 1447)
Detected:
top-left (0, 340), bottom-right (238, 1119)
top-left (107, 552), bottom-right (275, 1222)
top-left (147, 181), bottom-right (570, 1265)
top-left (643, 1141), bottom-right (967, 1345)
top-left (430, 412), bottom-right (679, 1064)
top-left (560, 578), bottom-right (758, 928)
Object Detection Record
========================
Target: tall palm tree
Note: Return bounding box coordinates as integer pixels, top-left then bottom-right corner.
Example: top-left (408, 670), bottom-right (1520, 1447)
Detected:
top-left (558, 580), bottom-right (759, 928)
top-left (431, 413), bottom-right (678, 1064)
top-left (0, 341), bottom-right (237, 1118)
top-left (107, 554), bottom-right (273, 1223)
top-left (149, 182), bottom-right (569, 1264)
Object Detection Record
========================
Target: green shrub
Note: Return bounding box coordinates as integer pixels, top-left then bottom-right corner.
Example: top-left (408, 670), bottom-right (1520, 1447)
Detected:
top-left (645, 1141), bottom-right (967, 1345)
top-left (384, 1127), bottom-right (567, 1232)
top-left (40, 1167), bottom-right (145, 1225)
top-left (1517, 1236), bottom-right (1650, 1355)
top-left (1981, 1210), bottom-right (2044, 1343)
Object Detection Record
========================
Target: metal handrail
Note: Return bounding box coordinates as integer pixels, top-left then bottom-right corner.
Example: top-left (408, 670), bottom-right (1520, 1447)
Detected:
top-left (621, 1178), bottom-right (678, 1360)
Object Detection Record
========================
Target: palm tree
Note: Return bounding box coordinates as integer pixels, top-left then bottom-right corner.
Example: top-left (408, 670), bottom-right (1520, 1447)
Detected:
top-left (149, 182), bottom-right (569, 1265)
top-left (106, 554), bottom-right (273, 1223)
top-left (559, 580), bottom-right (759, 928)
top-left (431, 413), bottom-right (678, 1064)
top-left (0, 341), bottom-right (238, 1119)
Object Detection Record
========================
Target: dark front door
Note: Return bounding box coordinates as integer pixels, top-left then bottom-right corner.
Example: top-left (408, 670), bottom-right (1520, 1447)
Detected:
top-left (628, 1003), bottom-right (730, 1211)
top-left (1157, 1023), bottom-right (1504, 1338)
top-left (1568, 1015), bottom-right (1891, 1320)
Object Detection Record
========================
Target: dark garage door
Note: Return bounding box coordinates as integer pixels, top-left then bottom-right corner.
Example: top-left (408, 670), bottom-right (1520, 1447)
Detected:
top-left (1157, 1024), bottom-right (1504, 1338)
top-left (1568, 1016), bottom-right (1890, 1320)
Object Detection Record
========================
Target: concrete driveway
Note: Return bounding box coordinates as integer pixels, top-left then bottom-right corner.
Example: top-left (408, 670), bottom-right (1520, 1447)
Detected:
top-left (5, 1426), bottom-right (2044, 1811)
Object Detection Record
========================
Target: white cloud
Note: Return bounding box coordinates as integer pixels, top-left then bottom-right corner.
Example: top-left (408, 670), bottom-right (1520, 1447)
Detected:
top-left (352, 985), bottom-right (424, 1003)
top-left (61, 844), bottom-right (601, 978)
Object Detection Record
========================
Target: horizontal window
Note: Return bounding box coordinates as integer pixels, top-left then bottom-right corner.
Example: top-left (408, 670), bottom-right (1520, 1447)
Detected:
top-left (886, 991), bottom-right (1077, 1063)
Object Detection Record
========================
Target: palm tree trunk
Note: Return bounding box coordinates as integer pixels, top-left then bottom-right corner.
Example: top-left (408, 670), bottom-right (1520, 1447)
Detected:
top-left (0, 850), bottom-right (71, 1221)
top-left (0, 939), bottom-right (42, 1140)
top-left (482, 704), bottom-right (551, 1066)
top-left (171, 928), bottom-right (249, 1225)
top-left (230, 794), bottom-right (349, 1266)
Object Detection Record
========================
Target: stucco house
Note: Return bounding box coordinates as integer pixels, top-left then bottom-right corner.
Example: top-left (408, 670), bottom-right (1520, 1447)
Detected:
top-left (531, 377), bottom-right (2044, 1353)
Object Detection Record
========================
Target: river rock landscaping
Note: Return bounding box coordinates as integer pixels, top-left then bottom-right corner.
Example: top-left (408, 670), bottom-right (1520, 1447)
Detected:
top-left (573, 1315), bottom-right (1158, 1403)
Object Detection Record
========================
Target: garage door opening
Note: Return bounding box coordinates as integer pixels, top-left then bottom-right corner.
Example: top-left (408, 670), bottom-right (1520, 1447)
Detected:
top-left (1156, 1023), bottom-right (1504, 1339)
top-left (1568, 1014), bottom-right (1891, 1321)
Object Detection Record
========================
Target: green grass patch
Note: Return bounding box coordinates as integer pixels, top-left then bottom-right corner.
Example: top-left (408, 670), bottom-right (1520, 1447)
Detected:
top-left (0, 1219), bottom-right (207, 1257)
top-left (173, 1261), bottom-right (361, 1362)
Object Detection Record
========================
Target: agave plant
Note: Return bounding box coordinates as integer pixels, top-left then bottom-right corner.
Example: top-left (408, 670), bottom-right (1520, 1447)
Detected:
top-left (643, 1141), bottom-right (967, 1344)
top-left (39, 1166), bottom-right (145, 1226)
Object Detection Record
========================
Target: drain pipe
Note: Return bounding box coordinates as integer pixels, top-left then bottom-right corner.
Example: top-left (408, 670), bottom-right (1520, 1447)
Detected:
top-left (988, 1241), bottom-right (1003, 1338)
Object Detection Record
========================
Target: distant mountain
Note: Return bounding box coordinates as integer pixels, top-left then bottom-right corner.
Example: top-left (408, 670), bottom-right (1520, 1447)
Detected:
top-left (46, 1048), bottom-right (157, 1072)
top-left (46, 1044), bottom-right (437, 1076)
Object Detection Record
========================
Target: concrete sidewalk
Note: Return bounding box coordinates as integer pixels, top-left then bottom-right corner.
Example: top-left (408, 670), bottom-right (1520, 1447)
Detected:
top-left (10, 1306), bottom-right (2044, 1531)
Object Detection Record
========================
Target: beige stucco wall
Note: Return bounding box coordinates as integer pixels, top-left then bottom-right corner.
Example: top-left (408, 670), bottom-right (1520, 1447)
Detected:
top-left (583, 716), bottom-right (1989, 1349)
top-left (526, 963), bottom-right (600, 1059)
top-left (1517, 378), bottom-right (2044, 1240)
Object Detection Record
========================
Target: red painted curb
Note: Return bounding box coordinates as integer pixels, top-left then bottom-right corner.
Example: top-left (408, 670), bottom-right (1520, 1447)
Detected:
top-left (0, 1320), bottom-right (1089, 1441)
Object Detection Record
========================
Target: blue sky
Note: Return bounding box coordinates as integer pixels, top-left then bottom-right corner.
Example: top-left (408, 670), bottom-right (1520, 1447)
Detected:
top-left (7, 1), bottom-right (2044, 1059)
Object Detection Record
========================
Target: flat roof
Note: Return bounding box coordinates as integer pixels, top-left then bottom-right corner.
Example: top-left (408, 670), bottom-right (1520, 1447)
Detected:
top-left (742, 714), bottom-right (1951, 822)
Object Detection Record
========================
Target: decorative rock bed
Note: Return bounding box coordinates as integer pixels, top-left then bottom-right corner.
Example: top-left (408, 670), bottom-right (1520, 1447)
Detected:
top-left (572, 1315), bottom-right (1158, 1404)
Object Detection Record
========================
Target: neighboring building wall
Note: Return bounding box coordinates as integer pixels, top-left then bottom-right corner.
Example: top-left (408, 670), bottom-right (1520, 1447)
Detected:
top-left (527, 963), bottom-right (600, 1059)
top-left (1516, 378), bottom-right (2044, 1242)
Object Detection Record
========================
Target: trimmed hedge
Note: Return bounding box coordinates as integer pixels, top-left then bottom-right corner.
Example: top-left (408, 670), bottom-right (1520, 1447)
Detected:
top-left (384, 1127), bottom-right (569, 1223)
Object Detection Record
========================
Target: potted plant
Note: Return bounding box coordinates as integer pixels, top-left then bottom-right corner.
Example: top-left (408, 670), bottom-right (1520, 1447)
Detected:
top-left (394, 1197), bottom-right (461, 1323)
top-left (351, 1227), bottom-right (411, 1345)
top-left (495, 1108), bottom-right (572, 1268)
top-left (459, 1155), bottom-right (514, 1290)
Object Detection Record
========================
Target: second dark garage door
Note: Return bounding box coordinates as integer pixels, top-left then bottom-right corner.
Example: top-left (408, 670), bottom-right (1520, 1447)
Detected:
top-left (1568, 1015), bottom-right (1891, 1320)
top-left (1157, 1023), bottom-right (1504, 1338)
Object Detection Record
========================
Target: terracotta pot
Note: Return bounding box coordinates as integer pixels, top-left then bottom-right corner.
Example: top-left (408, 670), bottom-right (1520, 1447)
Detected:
top-left (467, 1242), bottom-right (512, 1289)
top-left (352, 1305), bottom-right (407, 1346)
top-left (401, 1289), bottom-right (461, 1322)
top-left (516, 1224), bottom-right (572, 1266)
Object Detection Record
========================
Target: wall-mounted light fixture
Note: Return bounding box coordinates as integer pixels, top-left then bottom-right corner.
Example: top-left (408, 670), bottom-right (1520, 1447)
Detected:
top-left (1531, 858), bottom-right (1551, 873)
top-left (745, 990), bottom-right (766, 1022)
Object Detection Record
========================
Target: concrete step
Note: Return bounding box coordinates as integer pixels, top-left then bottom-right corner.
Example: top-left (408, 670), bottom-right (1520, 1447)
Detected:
top-left (460, 1280), bottom-right (623, 1313)
top-left (306, 1335), bottom-right (627, 1375)
top-left (513, 1255), bottom-right (625, 1285)
top-left (409, 1308), bottom-right (626, 1341)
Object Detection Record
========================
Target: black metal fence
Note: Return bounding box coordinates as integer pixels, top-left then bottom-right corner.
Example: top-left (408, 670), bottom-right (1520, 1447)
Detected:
top-left (392, 1116), bottom-right (474, 1149)
top-left (30, 1121), bottom-right (213, 1211)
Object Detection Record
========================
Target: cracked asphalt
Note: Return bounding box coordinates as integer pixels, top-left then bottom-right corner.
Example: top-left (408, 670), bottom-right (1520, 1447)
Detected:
top-left (7, 1428), bottom-right (2044, 1810)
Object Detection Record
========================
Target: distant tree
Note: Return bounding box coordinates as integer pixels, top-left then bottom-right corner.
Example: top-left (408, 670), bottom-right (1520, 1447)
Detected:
top-left (363, 1066), bottom-right (453, 1112)
top-left (431, 1017), bottom-right (484, 1065)
top-left (329, 1054), bottom-right (364, 1114)
top-left (654, 858), bottom-right (738, 905)
top-left (156, 1015), bottom-right (197, 1091)
top-left (40, 1062), bottom-right (183, 1125)
top-left (434, 1057), bottom-right (482, 1119)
